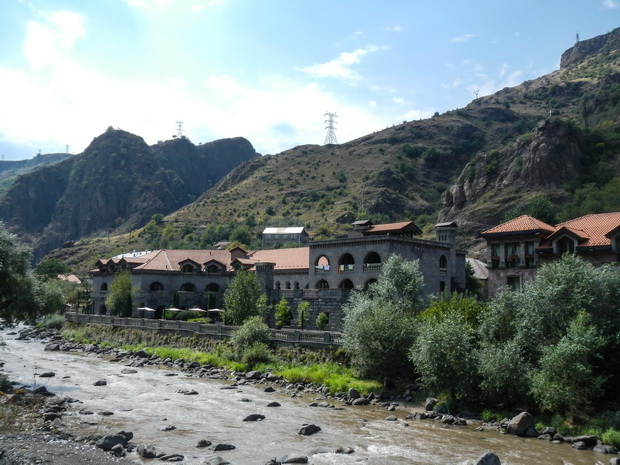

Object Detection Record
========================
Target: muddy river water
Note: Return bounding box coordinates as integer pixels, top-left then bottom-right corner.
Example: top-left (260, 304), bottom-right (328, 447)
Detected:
top-left (0, 327), bottom-right (608, 465)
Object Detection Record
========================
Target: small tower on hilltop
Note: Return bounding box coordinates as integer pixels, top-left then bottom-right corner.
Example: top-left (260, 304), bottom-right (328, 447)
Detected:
top-left (324, 111), bottom-right (338, 145)
top-left (176, 120), bottom-right (184, 138)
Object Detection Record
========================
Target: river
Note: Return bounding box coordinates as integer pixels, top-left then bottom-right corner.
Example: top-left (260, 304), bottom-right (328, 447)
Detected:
top-left (0, 327), bottom-right (607, 465)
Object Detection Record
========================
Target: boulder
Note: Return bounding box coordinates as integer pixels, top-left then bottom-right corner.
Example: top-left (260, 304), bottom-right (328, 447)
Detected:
top-left (347, 388), bottom-right (361, 400)
top-left (96, 434), bottom-right (129, 451)
top-left (569, 435), bottom-right (598, 447)
top-left (594, 444), bottom-right (618, 454)
top-left (298, 424), bottom-right (321, 436)
top-left (214, 443), bottom-right (236, 451)
top-left (474, 452), bottom-right (501, 465)
top-left (243, 414), bottom-right (265, 421)
top-left (425, 397), bottom-right (438, 411)
top-left (38, 372), bottom-right (55, 378)
top-left (137, 444), bottom-right (159, 458)
top-left (506, 412), bottom-right (534, 436)
top-left (203, 455), bottom-right (230, 465)
top-left (267, 402), bottom-right (281, 407)
top-left (160, 454), bottom-right (185, 462)
top-left (246, 370), bottom-right (262, 379)
top-left (196, 439), bottom-right (212, 448)
top-left (385, 415), bottom-right (398, 421)
top-left (572, 441), bottom-right (588, 450)
top-left (110, 444), bottom-right (126, 457)
top-left (609, 457), bottom-right (620, 465)
top-left (335, 446), bottom-right (354, 454)
top-left (93, 379), bottom-right (107, 386)
top-left (280, 454), bottom-right (308, 463)
top-left (352, 397), bottom-right (370, 406)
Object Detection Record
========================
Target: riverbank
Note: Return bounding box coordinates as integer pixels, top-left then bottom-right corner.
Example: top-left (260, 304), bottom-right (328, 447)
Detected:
top-left (2, 324), bottom-right (617, 465)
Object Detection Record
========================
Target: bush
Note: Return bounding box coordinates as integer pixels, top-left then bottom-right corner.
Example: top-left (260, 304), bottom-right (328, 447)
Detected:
top-left (241, 342), bottom-right (274, 368)
top-left (602, 428), bottom-right (620, 449)
top-left (0, 374), bottom-right (12, 393)
top-left (37, 313), bottom-right (65, 330)
top-left (316, 312), bottom-right (329, 331)
top-left (230, 316), bottom-right (271, 358)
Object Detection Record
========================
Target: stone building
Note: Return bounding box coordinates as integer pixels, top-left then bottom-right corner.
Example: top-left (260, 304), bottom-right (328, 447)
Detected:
top-left (90, 220), bottom-right (466, 330)
top-left (480, 212), bottom-right (620, 298)
top-left (261, 227), bottom-right (309, 249)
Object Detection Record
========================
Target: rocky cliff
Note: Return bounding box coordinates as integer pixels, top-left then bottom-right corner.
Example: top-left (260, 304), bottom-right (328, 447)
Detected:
top-left (0, 129), bottom-right (258, 260)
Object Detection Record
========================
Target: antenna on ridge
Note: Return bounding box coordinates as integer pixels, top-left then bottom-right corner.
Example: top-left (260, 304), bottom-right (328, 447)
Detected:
top-left (473, 89), bottom-right (480, 99)
top-left (324, 111), bottom-right (338, 145)
top-left (576, 31), bottom-right (580, 44)
top-left (176, 121), bottom-right (184, 138)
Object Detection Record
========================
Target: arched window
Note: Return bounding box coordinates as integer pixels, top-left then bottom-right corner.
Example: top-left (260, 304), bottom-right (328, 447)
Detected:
top-left (339, 279), bottom-right (354, 289)
top-left (338, 253), bottom-right (355, 272)
top-left (181, 263), bottom-right (196, 273)
top-left (439, 255), bottom-right (447, 269)
top-left (276, 281), bottom-right (281, 290)
top-left (363, 252), bottom-right (381, 271)
top-left (294, 281), bottom-right (300, 290)
top-left (150, 282), bottom-right (164, 291)
top-left (285, 281), bottom-right (291, 289)
top-left (180, 282), bottom-right (196, 292)
top-left (100, 282), bottom-right (108, 292)
top-left (205, 283), bottom-right (220, 293)
top-left (316, 279), bottom-right (329, 289)
top-left (315, 255), bottom-right (330, 272)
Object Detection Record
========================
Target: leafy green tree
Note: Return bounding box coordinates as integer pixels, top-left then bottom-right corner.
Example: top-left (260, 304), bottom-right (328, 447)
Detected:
top-left (526, 195), bottom-right (557, 225)
top-left (419, 292), bottom-right (487, 330)
top-left (274, 298), bottom-right (292, 327)
top-left (409, 311), bottom-right (478, 401)
top-left (530, 312), bottom-right (605, 417)
top-left (39, 281), bottom-right (67, 315)
top-left (315, 312), bottom-right (329, 331)
top-left (35, 258), bottom-right (71, 282)
top-left (296, 301), bottom-right (310, 330)
top-left (105, 270), bottom-right (136, 317)
top-left (342, 255), bottom-right (425, 383)
top-left (223, 270), bottom-right (268, 326)
top-left (0, 222), bottom-right (44, 323)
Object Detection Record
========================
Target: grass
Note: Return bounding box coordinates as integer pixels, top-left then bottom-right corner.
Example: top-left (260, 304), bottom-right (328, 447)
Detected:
top-left (274, 362), bottom-right (381, 395)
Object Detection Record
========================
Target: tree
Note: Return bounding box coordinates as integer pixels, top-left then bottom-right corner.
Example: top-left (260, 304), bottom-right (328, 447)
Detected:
top-left (230, 315), bottom-right (271, 358)
top-left (530, 312), bottom-right (605, 417)
top-left (223, 270), bottom-right (268, 326)
top-left (105, 270), bottom-right (136, 317)
top-left (0, 222), bottom-right (44, 323)
top-left (342, 255), bottom-right (425, 383)
top-left (274, 298), bottom-right (292, 327)
top-left (296, 301), bottom-right (310, 330)
top-left (527, 195), bottom-right (557, 225)
top-left (316, 312), bottom-right (329, 331)
top-left (35, 258), bottom-right (71, 282)
top-left (409, 311), bottom-right (478, 401)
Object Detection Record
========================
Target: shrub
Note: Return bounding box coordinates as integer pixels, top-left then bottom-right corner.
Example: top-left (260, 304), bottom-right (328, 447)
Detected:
top-left (230, 316), bottom-right (271, 358)
top-left (602, 428), bottom-right (620, 449)
top-left (316, 312), bottom-right (329, 331)
top-left (241, 342), bottom-right (274, 368)
top-left (37, 313), bottom-right (65, 330)
top-left (0, 374), bottom-right (12, 393)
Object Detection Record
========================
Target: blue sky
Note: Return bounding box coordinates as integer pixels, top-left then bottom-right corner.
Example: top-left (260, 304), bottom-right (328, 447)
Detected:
top-left (0, 0), bottom-right (618, 160)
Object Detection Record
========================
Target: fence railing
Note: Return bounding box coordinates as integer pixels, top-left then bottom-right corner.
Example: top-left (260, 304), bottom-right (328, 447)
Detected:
top-left (64, 313), bottom-right (342, 347)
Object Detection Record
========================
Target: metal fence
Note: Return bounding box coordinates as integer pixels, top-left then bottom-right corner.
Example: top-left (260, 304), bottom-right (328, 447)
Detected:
top-left (64, 313), bottom-right (342, 347)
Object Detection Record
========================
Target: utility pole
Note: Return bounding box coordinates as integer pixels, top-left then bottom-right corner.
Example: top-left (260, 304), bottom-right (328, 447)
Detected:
top-left (176, 121), bottom-right (184, 138)
top-left (324, 111), bottom-right (338, 145)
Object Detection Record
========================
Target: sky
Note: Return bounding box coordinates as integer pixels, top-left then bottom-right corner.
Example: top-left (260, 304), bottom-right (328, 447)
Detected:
top-left (0, 1), bottom-right (618, 160)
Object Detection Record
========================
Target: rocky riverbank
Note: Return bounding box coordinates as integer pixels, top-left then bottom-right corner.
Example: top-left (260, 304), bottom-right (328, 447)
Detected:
top-left (3, 325), bottom-right (619, 465)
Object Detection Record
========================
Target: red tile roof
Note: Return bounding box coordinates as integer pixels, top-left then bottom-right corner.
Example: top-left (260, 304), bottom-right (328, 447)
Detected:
top-left (481, 215), bottom-right (556, 236)
top-left (540, 212), bottom-right (620, 249)
top-left (133, 249), bottom-right (235, 272)
top-left (249, 247), bottom-right (310, 270)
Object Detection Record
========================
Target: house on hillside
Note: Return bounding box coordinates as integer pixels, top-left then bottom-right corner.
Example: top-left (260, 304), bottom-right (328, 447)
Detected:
top-left (480, 212), bottom-right (620, 298)
top-left (90, 220), bottom-right (466, 330)
top-left (261, 226), bottom-right (309, 248)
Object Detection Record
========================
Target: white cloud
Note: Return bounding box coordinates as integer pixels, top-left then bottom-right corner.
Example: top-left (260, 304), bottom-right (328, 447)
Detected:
top-left (602, 0), bottom-right (618, 8)
top-left (22, 10), bottom-right (85, 71)
top-left (368, 100), bottom-right (377, 108)
top-left (451, 33), bottom-right (475, 43)
top-left (392, 97), bottom-right (404, 104)
top-left (387, 25), bottom-right (402, 32)
top-left (297, 45), bottom-right (381, 82)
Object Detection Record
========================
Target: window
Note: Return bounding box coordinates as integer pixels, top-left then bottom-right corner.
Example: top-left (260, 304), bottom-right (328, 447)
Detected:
top-left (507, 276), bottom-right (521, 292)
top-left (316, 279), bottom-right (329, 289)
top-left (525, 241), bottom-right (535, 267)
top-left (338, 253), bottom-right (355, 272)
top-left (180, 282), bottom-right (196, 292)
top-left (339, 279), bottom-right (354, 289)
top-left (100, 282), bottom-right (108, 292)
top-left (439, 281), bottom-right (446, 293)
top-left (363, 252), bottom-right (381, 271)
top-left (149, 282), bottom-right (164, 291)
top-left (439, 255), bottom-right (447, 269)
top-left (557, 236), bottom-right (575, 254)
top-left (491, 244), bottom-right (500, 268)
top-left (181, 263), bottom-right (195, 273)
top-left (505, 242), bottom-right (520, 268)
top-left (315, 255), bottom-right (330, 271)
top-left (206, 264), bottom-right (220, 273)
